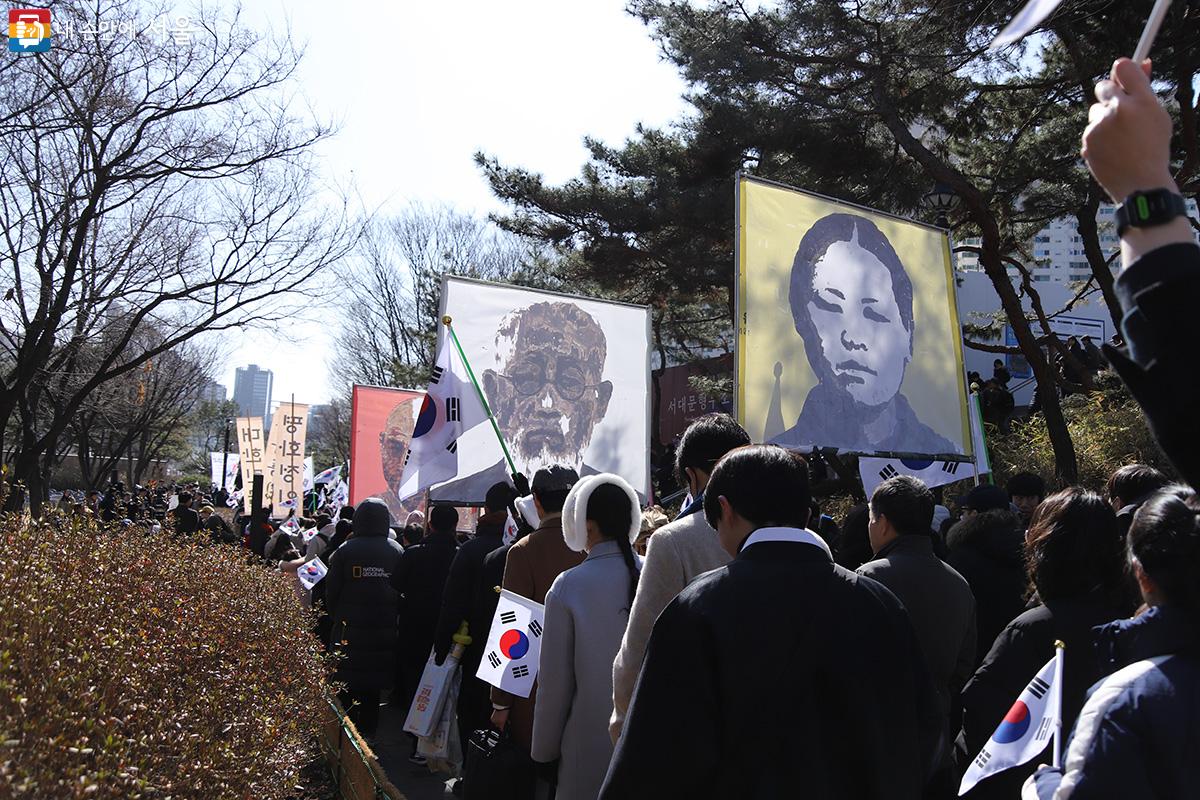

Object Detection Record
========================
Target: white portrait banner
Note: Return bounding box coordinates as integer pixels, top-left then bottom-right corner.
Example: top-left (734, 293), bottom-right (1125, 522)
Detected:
top-left (432, 276), bottom-right (652, 504)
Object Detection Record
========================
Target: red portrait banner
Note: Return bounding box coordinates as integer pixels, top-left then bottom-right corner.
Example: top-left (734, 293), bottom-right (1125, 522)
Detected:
top-left (349, 385), bottom-right (423, 521)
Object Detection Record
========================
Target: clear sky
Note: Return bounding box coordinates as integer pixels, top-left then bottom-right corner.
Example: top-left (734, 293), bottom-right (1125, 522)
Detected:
top-left (219, 0), bottom-right (690, 408)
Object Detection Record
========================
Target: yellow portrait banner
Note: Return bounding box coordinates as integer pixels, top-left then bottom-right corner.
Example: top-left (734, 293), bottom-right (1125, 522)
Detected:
top-left (736, 176), bottom-right (971, 459)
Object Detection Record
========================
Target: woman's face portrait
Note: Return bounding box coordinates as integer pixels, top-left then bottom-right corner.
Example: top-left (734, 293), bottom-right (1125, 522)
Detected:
top-left (805, 236), bottom-right (911, 408)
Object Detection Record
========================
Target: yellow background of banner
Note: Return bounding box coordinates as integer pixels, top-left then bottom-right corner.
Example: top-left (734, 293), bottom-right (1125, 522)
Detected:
top-left (736, 176), bottom-right (971, 456)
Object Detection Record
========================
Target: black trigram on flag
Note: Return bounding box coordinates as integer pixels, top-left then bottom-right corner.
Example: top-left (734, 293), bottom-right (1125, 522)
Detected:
top-left (403, 451), bottom-right (410, 467)
top-left (942, 461), bottom-right (961, 475)
top-left (429, 365), bottom-right (445, 384)
top-left (487, 651), bottom-right (501, 669)
top-left (1028, 676), bottom-right (1050, 700)
top-left (529, 620), bottom-right (543, 638)
top-left (500, 610), bottom-right (517, 625)
top-left (445, 397), bottom-right (460, 422)
top-left (974, 748), bottom-right (992, 770)
top-left (512, 664), bottom-right (529, 679)
top-left (879, 465), bottom-right (899, 481)
top-left (446, 440), bottom-right (458, 455)
top-left (1036, 717), bottom-right (1053, 740)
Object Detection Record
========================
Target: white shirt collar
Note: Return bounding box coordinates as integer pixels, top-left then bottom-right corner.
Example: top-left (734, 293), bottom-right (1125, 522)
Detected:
top-left (740, 526), bottom-right (832, 558)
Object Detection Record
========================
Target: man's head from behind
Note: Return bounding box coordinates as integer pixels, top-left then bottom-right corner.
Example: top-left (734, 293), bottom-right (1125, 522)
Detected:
top-left (704, 445), bottom-right (811, 556)
top-left (531, 465), bottom-right (579, 517)
top-left (675, 413), bottom-right (752, 497)
top-left (482, 302), bottom-right (612, 472)
top-left (1106, 463), bottom-right (1169, 510)
top-left (429, 504), bottom-right (459, 535)
top-left (179, 491), bottom-right (193, 508)
top-left (485, 481), bottom-right (516, 514)
top-left (868, 476), bottom-right (934, 555)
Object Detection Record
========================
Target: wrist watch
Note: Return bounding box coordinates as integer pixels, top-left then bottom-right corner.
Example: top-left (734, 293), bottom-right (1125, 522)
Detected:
top-left (1115, 189), bottom-right (1187, 237)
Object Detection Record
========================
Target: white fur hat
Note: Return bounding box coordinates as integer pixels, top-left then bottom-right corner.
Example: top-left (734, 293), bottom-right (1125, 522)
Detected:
top-left (561, 473), bottom-right (641, 553)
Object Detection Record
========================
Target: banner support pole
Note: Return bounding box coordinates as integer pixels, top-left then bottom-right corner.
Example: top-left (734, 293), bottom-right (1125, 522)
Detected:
top-left (443, 317), bottom-right (519, 478)
top-left (1052, 640), bottom-right (1066, 768)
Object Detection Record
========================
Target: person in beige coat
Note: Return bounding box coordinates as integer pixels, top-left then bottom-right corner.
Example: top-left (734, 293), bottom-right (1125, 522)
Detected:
top-left (609, 413), bottom-right (750, 742)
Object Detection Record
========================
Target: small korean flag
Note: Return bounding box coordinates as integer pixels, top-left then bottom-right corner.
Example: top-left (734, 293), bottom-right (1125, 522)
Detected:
top-left (476, 589), bottom-right (546, 698)
top-left (502, 509), bottom-right (520, 546)
top-left (296, 558), bottom-right (328, 591)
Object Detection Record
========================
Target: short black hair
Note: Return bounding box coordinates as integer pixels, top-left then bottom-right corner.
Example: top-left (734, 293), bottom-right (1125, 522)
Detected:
top-left (429, 504), bottom-right (458, 533)
top-left (675, 413), bottom-right (752, 485)
top-left (485, 481), bottom-right (516, 513)
top-left (1106, 464), bottom-right (1170, 506)
top-left (1128, 485), bottom-right (1200, 617)
top-left (338, 504), bottom-right (355, 520)
top-left (1007, 472), bottom-right (1047, 499)
top-left (179, 491), bottom-right (193, 504)
top-left (534, 488), bottom-right (570, 514)
top-left (870, 476), bottom-right (934, 537)
top-left (704, 445), bottom-right (811, 531)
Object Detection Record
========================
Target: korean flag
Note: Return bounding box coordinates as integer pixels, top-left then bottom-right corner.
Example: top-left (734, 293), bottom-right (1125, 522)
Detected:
top-left (476, 589), bottom-right (546, 698)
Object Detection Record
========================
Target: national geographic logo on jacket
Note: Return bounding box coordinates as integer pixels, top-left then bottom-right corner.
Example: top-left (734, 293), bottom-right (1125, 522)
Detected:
top-left (351, 565), bottom-right (390, 579)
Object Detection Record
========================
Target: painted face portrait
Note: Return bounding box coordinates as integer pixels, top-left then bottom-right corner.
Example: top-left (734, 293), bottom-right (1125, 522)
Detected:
top-left (791, 214), bottom-right (915, 410)
top-left (483, 302), bottom-right (613, 472)
top-left (380, 400), bottom-right (416, 490)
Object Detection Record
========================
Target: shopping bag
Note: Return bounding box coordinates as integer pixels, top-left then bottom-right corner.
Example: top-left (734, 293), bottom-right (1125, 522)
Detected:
top-left (418, 666), bottom-right (463, 773)
top-left (403, 648), bottom-right (459, 737)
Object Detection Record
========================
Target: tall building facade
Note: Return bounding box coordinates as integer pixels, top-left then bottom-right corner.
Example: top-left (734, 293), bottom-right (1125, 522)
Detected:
top-left (955, 200), bottom-right (1200, 283)
top-left (198, 379), bottom-right (227, 405)
top-left (232, 364), bottom-right (273, 423)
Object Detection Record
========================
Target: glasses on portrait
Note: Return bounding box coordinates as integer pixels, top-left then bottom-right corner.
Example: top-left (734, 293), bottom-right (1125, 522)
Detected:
top-left (500, 361), bottom-right (598, 401)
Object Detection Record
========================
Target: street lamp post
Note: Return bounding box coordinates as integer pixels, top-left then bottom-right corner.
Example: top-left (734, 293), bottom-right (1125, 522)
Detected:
top-left (922, 182), bottom-right (959, 229)
top-left (220, 417), bottom-right (232, 493)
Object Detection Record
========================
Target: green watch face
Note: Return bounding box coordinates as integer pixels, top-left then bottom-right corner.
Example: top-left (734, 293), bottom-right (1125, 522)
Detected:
top-left (1135, 195), bottom-right (1152, 222)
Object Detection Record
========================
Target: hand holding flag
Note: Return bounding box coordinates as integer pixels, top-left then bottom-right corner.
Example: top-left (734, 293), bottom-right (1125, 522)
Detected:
top-left (959, 644), bottom-right (1064, 795)
top-left (296, 558), bottom-right (328, 590)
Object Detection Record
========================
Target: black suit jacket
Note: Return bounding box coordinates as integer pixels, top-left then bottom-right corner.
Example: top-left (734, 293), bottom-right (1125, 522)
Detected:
top-left (600, 538), bottom-right (942, 800)
top-left (1104, 242), bottom-right (1200, 490)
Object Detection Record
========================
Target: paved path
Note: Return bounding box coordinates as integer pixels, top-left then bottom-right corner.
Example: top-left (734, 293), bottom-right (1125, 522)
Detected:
top-left (370, 703), bottom-right (456, 800)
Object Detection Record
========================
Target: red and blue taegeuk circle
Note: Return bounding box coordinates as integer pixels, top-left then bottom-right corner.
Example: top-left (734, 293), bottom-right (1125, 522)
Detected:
top-left (412, 395), bottom-right (438, 438)
top-left (993, 700), bottom-right (1032, 744)
top-left (499, 629), bottom-right (529, 660)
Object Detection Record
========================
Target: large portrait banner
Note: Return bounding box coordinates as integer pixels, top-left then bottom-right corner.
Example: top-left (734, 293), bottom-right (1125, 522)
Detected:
top-left (349, 385), bottom-right (424, 522)
top-left (431, 277), bottom-right (652, 504)
top-left (737, 176), bottom-right (971, 459)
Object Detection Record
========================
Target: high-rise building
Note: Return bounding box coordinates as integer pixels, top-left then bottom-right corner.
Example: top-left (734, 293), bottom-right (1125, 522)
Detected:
top-left (955, 199), bottom-right (1200, 283)
top-left (198, 379), bottom-right (227, 405)
top-left (232, 364), bottom-right (273, 423)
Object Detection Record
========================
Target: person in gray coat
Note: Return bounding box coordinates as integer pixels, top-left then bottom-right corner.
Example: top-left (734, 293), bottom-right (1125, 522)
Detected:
top-left (858, 475), bottom-right (975, 796)
top-left (533, 474), bottom-right (643, 800)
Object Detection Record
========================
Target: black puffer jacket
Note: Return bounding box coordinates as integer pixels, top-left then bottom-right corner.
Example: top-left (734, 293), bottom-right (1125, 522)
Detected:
top-left (326, 499), bottom-right (404, 690)
top-left (432, 510), bottom-right (506, 666)
top-left (946, 509), bottom-right (1027, 667)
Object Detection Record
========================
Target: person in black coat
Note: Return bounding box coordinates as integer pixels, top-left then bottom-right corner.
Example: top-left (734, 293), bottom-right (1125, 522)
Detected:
top-left (432, 482), bottom-right (514, 755)
top-left (390, 504), bottom-right (459, 717)
top-left (1105, 463), bottom-right (1170, 542)
top-left (956, 488), bottom-right (1133, 800)
top-left (945, 485), bottom-right (1027, 667)
top-left (325, 498), bottom-right (403, 736)
top-left (601, 446), bottom-right (942, 799)
top-left (172, 491), bottom-right (200, 536)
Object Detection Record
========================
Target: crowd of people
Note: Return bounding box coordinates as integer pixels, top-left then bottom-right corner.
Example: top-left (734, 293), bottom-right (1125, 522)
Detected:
top-left (43, 56), bottom-right (1200, 800)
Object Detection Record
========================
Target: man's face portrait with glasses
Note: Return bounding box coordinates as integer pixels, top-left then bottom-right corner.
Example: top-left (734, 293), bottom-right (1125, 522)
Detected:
top-left (482, 302), bottom-right (613, 474)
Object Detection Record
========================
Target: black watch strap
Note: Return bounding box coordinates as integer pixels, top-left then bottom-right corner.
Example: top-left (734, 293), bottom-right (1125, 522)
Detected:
top-left (1116, 189), bottom-right (1187, 237)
